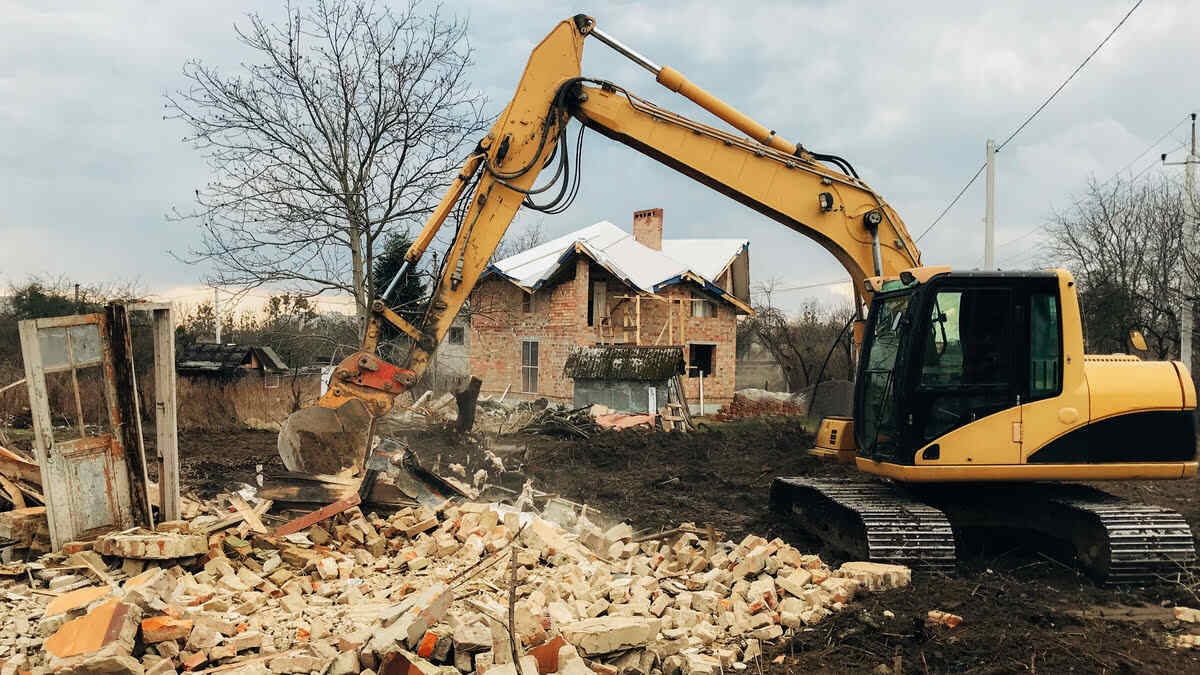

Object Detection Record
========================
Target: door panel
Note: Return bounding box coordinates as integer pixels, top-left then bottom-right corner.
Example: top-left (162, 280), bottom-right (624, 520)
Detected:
top-left (911, 287), bottom-right (1023, 464)
top-left (18, 314), bottom-right (135, 550)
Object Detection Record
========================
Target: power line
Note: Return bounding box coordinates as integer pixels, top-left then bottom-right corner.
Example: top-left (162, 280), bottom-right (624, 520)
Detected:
top-left (919, 0), bottom-right (1143, 242)
top-left (996, 226), bottom-right (1043, 249)
top-left (916, 163), bottom-right (986, 242)
top-left (1098, 115), bottom-right (1190, 187)
top-left (762, 279), bottom-right (848, 294)
top-left (996, 0), bottom-right (1144, 152)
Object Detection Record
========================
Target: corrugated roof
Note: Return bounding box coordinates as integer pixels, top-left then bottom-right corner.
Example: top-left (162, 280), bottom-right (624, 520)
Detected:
top-left (177, 343), bottom-right (289, 374)
top-left (485, 222), bottom-right (750, 313)
top-left (562, 345), bottom-right (685, 382)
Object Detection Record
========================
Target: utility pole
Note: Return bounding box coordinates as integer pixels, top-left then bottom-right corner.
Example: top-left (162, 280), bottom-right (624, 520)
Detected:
top-left (213, 287), bottom-right (222, 344)
top-left (1164, 113), bottom-right (1198, 370)
top-left (984, 139), bottom-right (996, 269)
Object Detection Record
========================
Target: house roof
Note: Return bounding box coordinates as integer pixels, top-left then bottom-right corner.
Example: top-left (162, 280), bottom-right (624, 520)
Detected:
top-left (484, 221), bottom-right (751, 313)
top-left (177, 343), bottom-right (289, 374)
top-left (563, 345), bottom-right (684, 382)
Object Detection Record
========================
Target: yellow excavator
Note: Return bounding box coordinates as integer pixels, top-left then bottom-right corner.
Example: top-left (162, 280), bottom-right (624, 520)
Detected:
top-left (279, 15), bottom-right (1198, 583)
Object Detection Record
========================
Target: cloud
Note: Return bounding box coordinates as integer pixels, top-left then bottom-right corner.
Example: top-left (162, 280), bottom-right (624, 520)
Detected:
top-left (1, 0), bottom-right (1195, 317)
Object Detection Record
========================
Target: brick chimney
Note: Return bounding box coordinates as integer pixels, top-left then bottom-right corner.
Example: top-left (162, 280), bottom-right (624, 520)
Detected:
top-left (633, 208), bottom-right (663, 251)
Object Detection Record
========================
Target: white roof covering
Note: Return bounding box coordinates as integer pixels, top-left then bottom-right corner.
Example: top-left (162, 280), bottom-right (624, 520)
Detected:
top-left (660, 239), bottom-right (747, 281)
top-left (487, 221), bottom-right (748, 303)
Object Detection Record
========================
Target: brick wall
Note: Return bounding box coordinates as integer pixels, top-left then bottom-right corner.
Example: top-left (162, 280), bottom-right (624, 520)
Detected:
top-left (468, 256), bottom-right (739, 408)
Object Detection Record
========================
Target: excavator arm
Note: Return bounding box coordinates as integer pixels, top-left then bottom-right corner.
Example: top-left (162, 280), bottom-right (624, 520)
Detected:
top-left (279, 14), bottom-right (925, 474)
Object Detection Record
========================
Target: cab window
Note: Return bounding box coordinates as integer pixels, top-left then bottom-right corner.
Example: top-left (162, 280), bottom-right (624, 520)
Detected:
top-left (1029, 293), bottom-right (1061, 398)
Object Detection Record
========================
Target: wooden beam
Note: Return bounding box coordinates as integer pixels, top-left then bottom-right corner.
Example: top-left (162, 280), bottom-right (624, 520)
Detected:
top-left (151, 307), bottom-right (180, 522)
top-left (228, 495), bottom-right (267, 535)
top-left (635, 296), bottom-right (641, 346)
top-left (274, 493), bottom-right (361, 537)
top-left (201, 499), bottom-right (273, 534)
top-left (0, 446), bottom-right (42, 485)
top-left (0, 476), bottom-right (25, 509)
top-left (106, 303), bottom-right (154, 529)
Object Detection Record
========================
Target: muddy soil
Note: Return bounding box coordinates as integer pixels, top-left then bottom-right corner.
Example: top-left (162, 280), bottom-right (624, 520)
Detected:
top-left (131, 420), bottom-right (1200, 672)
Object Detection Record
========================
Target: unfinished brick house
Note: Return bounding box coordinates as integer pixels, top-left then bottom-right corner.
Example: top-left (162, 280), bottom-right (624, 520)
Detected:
top-left (468, 209), bottom-right (752, 412)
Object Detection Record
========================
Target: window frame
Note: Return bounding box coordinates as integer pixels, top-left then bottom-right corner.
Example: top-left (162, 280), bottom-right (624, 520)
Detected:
top-left (1026, 291), bottom-right (1064, 401)
top-left (687, 342), bottom-right (716, 378)
top-left (521, 339), bottom-right (539, 393)
top-left (691, 292), bottom-right (718, 319)
top-left (448, 326), bottom-right (465, 346)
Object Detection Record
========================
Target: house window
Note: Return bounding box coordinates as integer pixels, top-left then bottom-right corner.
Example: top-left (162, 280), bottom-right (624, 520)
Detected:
top-left (589, 281), bottom-right (607, 326)
top-left (521, 292), bottom-right (533, 313)
top-left (263, 374), bottom-right (281, 389)
top-left (692, 292), bottom-right (717, 318)
top-left (688, 343), bottom-right (715, 378)
top-left (448, 326), bottom-right (465, 345)
top-left (521, 340), bottom-right (539, 393)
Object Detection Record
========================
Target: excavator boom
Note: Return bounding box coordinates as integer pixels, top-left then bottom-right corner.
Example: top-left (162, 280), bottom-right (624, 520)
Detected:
top-left (279, 14), bottom-right (922, 474)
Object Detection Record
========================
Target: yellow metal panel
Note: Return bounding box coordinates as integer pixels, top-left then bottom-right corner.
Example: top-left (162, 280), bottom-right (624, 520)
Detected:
top-left (1085, 359), bottom-right (1186, 421)
top-left (914, 406), bottom-right (1021, 465)
top-left (1018, 269), bottom-right (1091, 462)
top-left (814, 417), bottom-right (855, 451)
top-left (1173, 361), bottom-right (1197, 409)
top-left (860, 458), bottom-right (1198, 482)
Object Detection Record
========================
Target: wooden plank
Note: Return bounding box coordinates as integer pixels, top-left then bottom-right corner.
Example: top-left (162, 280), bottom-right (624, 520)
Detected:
top-left (274, 493), bottom-right (361, 537)
top-left (258, 483), bottom-right (349, 504)
top-left (228, 495), bottom-right (267, 535)
top-left (0, 446), bottom-right (42, 485)
top-left (202, 499), bottom-right (273, 534)
top-left (635, 296), bottom-right (641, 346)
top-left (0, 476), bottom-right (25, 509)
top-left (68, 551), bottom-right (113, 587)
top-left (270, 471), bottom-right (359, 487)
top-left (106, 303), bottom-right (153, 530)
top-left (125, 302), bottom-right (172, 312)
top-left (151, 307), bottom-right (180, 522)
top-left (18, 318), bottom-right (66, 549)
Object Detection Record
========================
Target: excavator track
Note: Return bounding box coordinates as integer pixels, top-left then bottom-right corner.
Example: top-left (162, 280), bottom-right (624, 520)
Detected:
top-left (918, 483), bottom-right (1196, 585)
top-left (773, 477), bottom-right (1195, 585)
top-left (770, 477), bottom-right (956, 572)
top-left (1049, 490), bottom-right (1195, 585)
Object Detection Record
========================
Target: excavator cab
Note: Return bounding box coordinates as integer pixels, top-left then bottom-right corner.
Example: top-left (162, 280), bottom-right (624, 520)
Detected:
top-left (856, 269), bottom-right (1065, 466)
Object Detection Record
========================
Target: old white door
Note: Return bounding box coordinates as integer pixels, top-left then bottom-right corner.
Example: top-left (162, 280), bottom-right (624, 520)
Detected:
top-left (18, 314), bottom-right (135, 549)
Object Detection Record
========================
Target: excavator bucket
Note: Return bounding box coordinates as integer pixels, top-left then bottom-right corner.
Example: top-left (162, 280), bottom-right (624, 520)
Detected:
top-left (277, 399), bottom-right (372, 476)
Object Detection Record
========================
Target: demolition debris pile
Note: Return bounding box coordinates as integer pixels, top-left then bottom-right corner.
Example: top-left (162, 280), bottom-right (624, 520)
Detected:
top-left (10, 492), bottom-right (914, 674)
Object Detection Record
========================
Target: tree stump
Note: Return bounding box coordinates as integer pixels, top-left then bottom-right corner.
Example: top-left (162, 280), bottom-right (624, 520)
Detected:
top-left (454, 377), bottom-right (483, 433)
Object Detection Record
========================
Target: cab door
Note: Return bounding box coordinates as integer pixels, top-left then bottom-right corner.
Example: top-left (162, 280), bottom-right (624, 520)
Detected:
top-left (908, 283), bottom-right (1023, 464)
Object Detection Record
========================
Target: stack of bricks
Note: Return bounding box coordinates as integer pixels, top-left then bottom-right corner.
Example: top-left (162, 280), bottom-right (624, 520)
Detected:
top-left (4, 499), bottom-right (912, 674)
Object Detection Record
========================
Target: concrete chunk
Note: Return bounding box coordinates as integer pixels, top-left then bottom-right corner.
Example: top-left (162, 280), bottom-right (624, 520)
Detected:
top-left (45, 599), bottom-right (142, 663)
top-left (836, 562), bottom-right (911, 591)
top-left (142, 616), bottom-right (194, 643)
top-left (95, 531), bottom-right (207, 560)
top-left (560, 617), bottom-right (660, 656)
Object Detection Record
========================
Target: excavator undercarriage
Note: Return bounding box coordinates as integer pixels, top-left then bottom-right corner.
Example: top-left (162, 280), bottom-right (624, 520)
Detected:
top-left (771, 477), bottom-right (1197, 585)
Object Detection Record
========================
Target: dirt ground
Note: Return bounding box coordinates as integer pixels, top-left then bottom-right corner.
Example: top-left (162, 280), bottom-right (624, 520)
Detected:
top-left (51, 419), bottom-right (1200, 673)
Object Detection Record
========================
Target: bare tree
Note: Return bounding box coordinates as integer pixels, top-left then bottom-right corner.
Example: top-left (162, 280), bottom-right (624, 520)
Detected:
top-left (492, 220), bottom-right (548, 262)
top-left (166, 0), bottom-right (488, 334)
top-left (1045, 175), bottom-right (1190, 358)
top-left (740, 281), bottom-right (856, 392)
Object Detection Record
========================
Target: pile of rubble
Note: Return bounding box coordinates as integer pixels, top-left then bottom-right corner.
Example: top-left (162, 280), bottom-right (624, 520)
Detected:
top-left (4, 494), bottom-right (915, 674)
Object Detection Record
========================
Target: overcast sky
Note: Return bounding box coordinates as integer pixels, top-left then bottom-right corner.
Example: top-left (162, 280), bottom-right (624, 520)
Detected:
top-left (2, 0), bottom-right (1196, 315)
